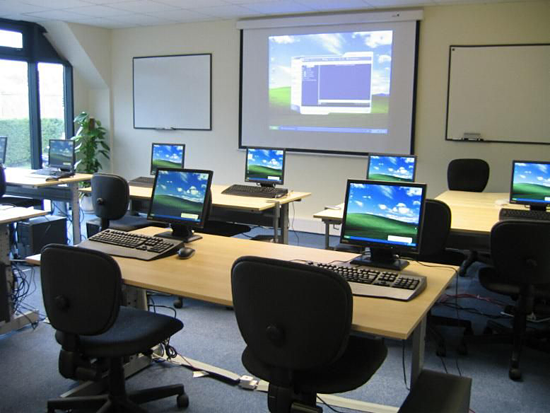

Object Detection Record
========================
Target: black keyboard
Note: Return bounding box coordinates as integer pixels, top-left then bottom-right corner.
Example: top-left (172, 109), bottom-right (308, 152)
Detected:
top-left (222, 184), bottom-right (288, 199)
top-left (78, 229), bottom-right (183, 261)
top-left (32, 169), bottom-right (74, 178)
top-left (128, 176), bottom-right (154, 188)
top-left (499, 208), bottom-right (550, 222)
top-left (307, 262), bottom-right (427, 301)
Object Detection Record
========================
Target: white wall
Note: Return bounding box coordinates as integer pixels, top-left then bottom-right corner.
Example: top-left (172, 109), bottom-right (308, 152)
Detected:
top-left (104, 1), bottom-right (550, 232)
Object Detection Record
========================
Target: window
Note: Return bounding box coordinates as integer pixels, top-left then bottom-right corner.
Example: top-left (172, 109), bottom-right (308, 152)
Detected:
top-left (0, 19), bottom-right (73, 169)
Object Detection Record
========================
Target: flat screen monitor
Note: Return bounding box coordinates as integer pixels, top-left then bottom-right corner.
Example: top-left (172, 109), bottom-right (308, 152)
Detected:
top-left (48, 139), bottom-right (75, 171)
top-left (340, 179), bottom-right (427, 270)
top-left (150, 143), bottom-right (185, 175)
top-left (0, 136), bottom-right (7, 165)
top-left (367, 154), bottom-right (417, 182)
top-left (147, 168), bottom-right (213, 242)
top-left (509, 160), bottom-right (550, 211)
top-left (245, 147), bottom-right (285, 186)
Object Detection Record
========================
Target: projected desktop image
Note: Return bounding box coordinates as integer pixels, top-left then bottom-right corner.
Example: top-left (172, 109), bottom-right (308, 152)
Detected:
top-left (268, 30), bottom-right (392, 135)
top-left (245, 148), bottom-right (285, 186)
top-left (151, 143), bottom-right (185, 175)
top-left (340, 180), bottom-right (426, 270)
top-left (48, 139), bottom-right (74, 170)
top-left (367, 154), bottom-right (416, 182)
top-left (148, 168), bottom-right (213, 242)
top-left (510, 160), bottom-right (550, 211)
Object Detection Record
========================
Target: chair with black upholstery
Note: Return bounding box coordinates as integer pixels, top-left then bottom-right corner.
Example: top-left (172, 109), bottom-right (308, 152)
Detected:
top-left (87, 173), bottom-right (161, 237)
top-left (468, 220), bottom-right (550, 381)
top-left (447, 158), bottom-right (491, 276)
top-left (404, 199), bottom-right (472, 356)
top-left (0, 165), bottom-right (43, 208)
top-left (41, 244), bottom-right (188, 412)
top-left (231, 256), bottom-right (387, 413)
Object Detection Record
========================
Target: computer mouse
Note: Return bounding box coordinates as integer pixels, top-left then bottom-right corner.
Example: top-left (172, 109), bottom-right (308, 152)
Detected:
top-left (177, 247), bottom-right (195, 259)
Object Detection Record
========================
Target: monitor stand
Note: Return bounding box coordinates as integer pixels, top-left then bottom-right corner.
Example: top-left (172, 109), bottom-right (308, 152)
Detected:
top-left (350, 247), bottom-right (409, 271)
top-left (155, 224), bottom-right (202, 243)
top-left (260, 183), bottom-right (275, 188)
top-left (530, 205), bottom-right (548, 212)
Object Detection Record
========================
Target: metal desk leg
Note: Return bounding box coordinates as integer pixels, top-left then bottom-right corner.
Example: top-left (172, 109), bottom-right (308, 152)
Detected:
top-left (69, 182), bottom-right (81, 244)
top-left (324, 220), bottom-right (331, 250)
top-left (280, 203), bottom-right (289, 244)
top-left (272, 202), bottom-right (280, 243)
top-left (410, 316), bottom-right (426, 387)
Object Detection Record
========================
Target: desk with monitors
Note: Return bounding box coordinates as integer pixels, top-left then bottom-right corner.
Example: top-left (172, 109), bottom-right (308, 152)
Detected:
top-left (128, 143), bottom-right (186, 188)
top-left (31, 139), bottom-right (75, 178)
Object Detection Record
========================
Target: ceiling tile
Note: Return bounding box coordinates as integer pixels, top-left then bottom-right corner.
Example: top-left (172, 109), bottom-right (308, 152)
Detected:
top-left (196, 4), bottom-right (261, 18)
top-left (297, 0), bottom-right (374, 11)
top-left (106, 0), bottom-right (180, 13)
top-left (0, 0), bottom-right (48, 14)
top-left (244, 1), bottom-right (316, 14)
top-left (20, 0), bottom-right (93, 9)
top-left (64, 5), bottom-right (135, 17)
top-left (155, 0), bottom-right (229, 7)
top-left (148, 8), bottom-right (217, 22)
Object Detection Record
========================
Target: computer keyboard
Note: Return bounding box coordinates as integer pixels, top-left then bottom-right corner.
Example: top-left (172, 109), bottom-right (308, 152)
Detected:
top-left (307, 262), bottom-right (427, 301)
top-left (32, 169), bottom-right (74, 178)
top-left (128, 176), bottom-right (154, 188)
top-left (499, 208), bottom-right (550, 222)
top-left (222, 184), bottom-right (288, 199)
top-left (78, 229), bottom-right (183, 261)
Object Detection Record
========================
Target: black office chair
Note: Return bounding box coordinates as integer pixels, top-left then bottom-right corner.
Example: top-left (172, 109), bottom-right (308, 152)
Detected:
top-left (0, 165), bottom-right (43, 208)
top-left (231, 256), bottom-right (387, 413)
top-left (467, 220), bottom-right (550, 381)
top-left (40, 244), bottom-right (189, 412)
top-left (405, 199), bottom-right (472, 356)
top-left (447, 158), bottom-right (490, 192)
top-left (447, 158), bottom-right (491, 276)
top-left (87, 173), bottom-right (161, 237)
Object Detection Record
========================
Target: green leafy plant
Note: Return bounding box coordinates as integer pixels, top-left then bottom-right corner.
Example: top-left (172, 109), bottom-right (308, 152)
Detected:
top-left (72, 112), bottom-right (110, 175)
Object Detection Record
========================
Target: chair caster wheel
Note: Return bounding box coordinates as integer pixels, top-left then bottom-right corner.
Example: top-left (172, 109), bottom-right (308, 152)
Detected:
top-left (174, 297), bottom-right (183, 309)
top-left (509, 367), bottom-right (522, 381)
top-left (177, 393), bottom-right (189, 408)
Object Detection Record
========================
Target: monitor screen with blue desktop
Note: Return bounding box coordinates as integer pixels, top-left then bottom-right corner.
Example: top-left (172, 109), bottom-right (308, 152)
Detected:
top-left (148, 168), bottom-right (213, 242)
top-left (150, 143), bottom-right (185, 175)
top-left (340, 179), bottom-right (427, 270)
top-left (510, 160), bottom-right (550, 211)
top-left (245, 147), bottom-right (285, 186)
top-left (48, 139), bottom-right (75, 171)
top-left (366, 154), bottom-right (416, 182)
top-left (0, 136), bottom-right (7, 164)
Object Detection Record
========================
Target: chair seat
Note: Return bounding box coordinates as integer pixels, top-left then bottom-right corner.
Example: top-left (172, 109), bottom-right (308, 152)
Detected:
top-left (242, 335), bottom-right (387, 394)
top-left (57, 307), bottom-right (183, 358)
top-left (479, 267), bottom-right (550, 299)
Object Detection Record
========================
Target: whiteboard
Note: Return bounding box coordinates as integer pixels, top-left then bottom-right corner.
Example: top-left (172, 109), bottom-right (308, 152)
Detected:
top-left (445, 44), bottom-right (550, 144)
top-left (133, 54), bottom-right (212, 130)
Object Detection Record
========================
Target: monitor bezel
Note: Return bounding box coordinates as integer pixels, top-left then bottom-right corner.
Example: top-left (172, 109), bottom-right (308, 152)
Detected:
top-left (244, 147), bottom-right (286, 186)
top-left (0, 136), bottom-right (7, 165)
top-left (48, 139), bottom-right (75, 171)
top-left (147, 168), bottom-right (213, 231)
top-left (366, 153), bottom-right (417, 182)
top-left (149, 142), bottom-right (186, 176)
top-left (339, 179), bottom-right (427, 256)
top-left (509, 160), bottom-right (550, 209)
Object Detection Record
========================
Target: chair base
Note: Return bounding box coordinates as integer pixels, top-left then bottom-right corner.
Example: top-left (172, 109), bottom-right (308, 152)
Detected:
top-left (47, 384), bottom-right (188, 412)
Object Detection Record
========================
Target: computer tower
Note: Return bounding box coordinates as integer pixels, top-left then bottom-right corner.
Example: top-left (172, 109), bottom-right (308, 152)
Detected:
top-left (16, 215), bottom-right (67, 258)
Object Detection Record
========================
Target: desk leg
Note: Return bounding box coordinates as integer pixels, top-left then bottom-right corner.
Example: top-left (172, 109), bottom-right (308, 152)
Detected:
top-left (272, 203), bottom-right (280, 244)
top-left (69, 182), bottom-right (81, 244)
top-left (280, 203), bottom-right (289, 244)
top-left (324, 220), bottom-right (331, 250)
top-left (410, 317), bottom-right (426, 387)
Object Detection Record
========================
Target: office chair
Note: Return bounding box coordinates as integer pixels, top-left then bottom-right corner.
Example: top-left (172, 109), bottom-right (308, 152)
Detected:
top-left (87, 173), bottom-right (162, 237)
top-left (405, 199), bottom-right (472, 356)
top-left (40, 244), bottom-right (189, 412)
top-left (447, 158), bottom-right (491, 276)
top-left (0, 165), bottom-right (43, 208)
top-left (231, 256), bottom-right (387, 413)
top-left (467, 220), bottom-right (550, 381)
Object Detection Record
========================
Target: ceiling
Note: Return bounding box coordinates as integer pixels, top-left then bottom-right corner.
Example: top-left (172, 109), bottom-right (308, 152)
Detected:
top-left (0, 0), bottom-right (532, 29)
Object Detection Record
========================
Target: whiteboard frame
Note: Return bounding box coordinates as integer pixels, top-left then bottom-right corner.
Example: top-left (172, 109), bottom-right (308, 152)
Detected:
top-left (133, 53), bottom-right (212, 131)
top-left (445, 44), bottom-right (550, 146)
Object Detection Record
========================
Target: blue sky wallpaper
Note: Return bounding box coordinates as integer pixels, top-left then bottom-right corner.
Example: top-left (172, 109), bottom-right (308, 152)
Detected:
top-left (513, 162), bottom-right (550, 186)
top-left (248, 148), bottom-right (284, 171)
top-left (368, 156), bottom-right (416, 180)
top-left (347, 183), bottom-right (423, 224)
top-left (153, 144), bottom-right (184, 164)
top-left (155, 170), bottom-right (209, 203)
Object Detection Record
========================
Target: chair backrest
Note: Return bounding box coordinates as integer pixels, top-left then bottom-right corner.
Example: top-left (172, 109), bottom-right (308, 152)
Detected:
top-left (0, 166), bottom-right (5, 198)
top-left (231, 256), bottom-right (353, 373)
top-left (41, 244), bottom-right (122, 336)
top-left (416, 199), bottom-right (452, 259)
top-left (491, 220), bottom-right (550, 286)
top-left (447, 159), bottom-right (490, 192)
top-left (91, 173), bottom-right (130, 229)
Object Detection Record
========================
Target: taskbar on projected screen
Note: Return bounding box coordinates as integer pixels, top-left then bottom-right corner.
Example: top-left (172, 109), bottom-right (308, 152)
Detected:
top-left (270, 126), bottom-right (388, 134)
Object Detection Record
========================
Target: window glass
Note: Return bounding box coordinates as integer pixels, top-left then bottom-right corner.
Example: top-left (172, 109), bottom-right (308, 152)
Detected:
top-left (0, 59), bottom-right (30, 167)
top-left (0, 29), bottom-right (23, 49)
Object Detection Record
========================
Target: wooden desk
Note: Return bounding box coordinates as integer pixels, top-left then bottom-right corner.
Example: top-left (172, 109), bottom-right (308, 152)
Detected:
top-left (5, 168), bottom-right (93, 243)
top-left (84, 184), bottom-right (311, 244)
top-left (0, 207), bottom-right (48, 335)
top-left (27, 226), bottom-right (455, 386)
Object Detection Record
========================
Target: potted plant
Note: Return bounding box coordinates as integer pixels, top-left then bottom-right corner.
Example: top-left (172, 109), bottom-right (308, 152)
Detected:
top-left (72, 112), bottom-right (110, 210)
